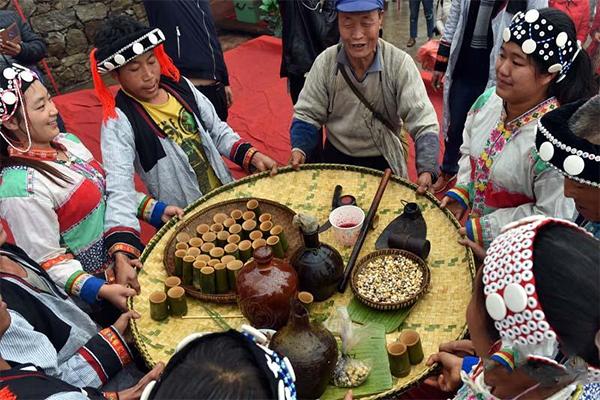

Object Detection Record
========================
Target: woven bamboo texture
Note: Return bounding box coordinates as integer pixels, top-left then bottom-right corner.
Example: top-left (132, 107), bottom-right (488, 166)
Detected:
top-left (130, 164), bottom-right (475, 399)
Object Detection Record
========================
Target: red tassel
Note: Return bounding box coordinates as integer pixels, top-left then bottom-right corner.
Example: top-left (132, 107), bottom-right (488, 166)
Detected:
top-left (89, 48), bottom-right (117, 122)
top-left (154, 44), bottom-right (180, 82)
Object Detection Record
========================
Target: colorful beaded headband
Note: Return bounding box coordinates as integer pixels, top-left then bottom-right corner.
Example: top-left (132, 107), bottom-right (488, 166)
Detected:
top-left (95, 28), bottom-right (165, 74)
top-left (503, 10), bottom-right (581, 82)
top-left (140, 327), bottom-right (297, 400)
top-left (483, 216), bottom-right (600, 383)
top-left (535, 100), bottom-right (600, 188)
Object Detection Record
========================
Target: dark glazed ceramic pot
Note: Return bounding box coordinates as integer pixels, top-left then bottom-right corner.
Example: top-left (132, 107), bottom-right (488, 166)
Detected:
top-left (291, 230), bottom-right (344, 301)
top-left (236, 246), bottom-right (298, 329)
top-left (270, 300), bottom-right (338, 399)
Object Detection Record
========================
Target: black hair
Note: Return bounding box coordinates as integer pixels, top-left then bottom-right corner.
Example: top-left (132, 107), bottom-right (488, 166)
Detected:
top-left (528, 8), bottom-right (597, 104)
top-left (93, 16), bottom-right (147, 61)
top-left (150, 331), bottom-right (274, 400)
top-left (533, 225), bottom-right (600, 367)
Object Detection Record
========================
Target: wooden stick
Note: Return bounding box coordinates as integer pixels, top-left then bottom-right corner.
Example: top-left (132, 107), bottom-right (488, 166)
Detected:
top-left (338, 168), bottom-right (393, 292)
top-left (181, 314), bottom-right (245, 320)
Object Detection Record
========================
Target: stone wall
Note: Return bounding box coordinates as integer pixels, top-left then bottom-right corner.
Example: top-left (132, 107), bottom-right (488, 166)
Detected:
top-left (1, 0), bottom-right (148, 91)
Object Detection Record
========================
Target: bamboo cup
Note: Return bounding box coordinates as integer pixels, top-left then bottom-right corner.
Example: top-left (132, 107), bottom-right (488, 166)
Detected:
top-left (227, 234), bottom-right (241, 245)
top-left (223, 217), bottom-right (236, 229)
top-left (196, 224), bottom-right (210, 236)
top-left (193, 260), bottom-right (207, 289)
top-left (149, 291), bottom-right (168, 321)
top-left (230, 209), bottom-right (243, 224)
top-left (216, 231), bottom-right (230, 247)
top-left (270, 225), bottom-right (289, 252)
top-left (224, 243), bottom-right (239, 259)
top-left (229, 224), bottom-right (242, 236)
top-left (238, 240), bottom-right (252, 262)
top-left (258, 213), bottom-right (272, 223)
top-left (227, 260), bottom-right (244, 290)
top-left (260, 221), bottom-right (274, 236)
top-left (167, 286), bottom-right (187, 317)
top-left (298, 291), bottom-right (314, 310)
top-left (242, 220), bottom-right (257, 240)
top-left (174, 250), bottom-right (187, 277)
top-left (202, 232), bottom-right (217, 244)
top-left (387, 342), bottom-right (411, 377)
top-left (196, 254), bottom-right (211, 263)
top-left (252, 238), bottom-right (267, 251)
top-left (399, 330), bottom-right (424, 365)
top-left (182, 255), bottom-right (195, 285)
top-left (175, 242), bottom-right (189, 251)
top-left (176, 232), bottom-right (191, 244)
top-left (214, 263), bottom-right (229, 294)
top-left (186, 247), bottom-right (201, 258)
top-left (249, 230), bottom-right (263, 241)
top-left (207, 259), bottom-right (220, 267)
top-left (188, 237), bottom-right (203, 249)
top-left (213, 213), bottom-right (228, 225)
top-left (210, 223), bottom-right (224, 233)
top-left (246, 199), bottom-right (261, 216)
top-left (200, 266), bottom-right (216, 294)
top-left (221, 255), bottom-right (236, 265)
top-left (164, 276), bottom-right (181, 293)
top-left (267, 236), bottom-right (284, 258)
top-left (200, 242), bottom-right (215, 255)
top-left (209, 247), bottom-right (225, 260)
top-left (242, 210), bottom-right (256, 222)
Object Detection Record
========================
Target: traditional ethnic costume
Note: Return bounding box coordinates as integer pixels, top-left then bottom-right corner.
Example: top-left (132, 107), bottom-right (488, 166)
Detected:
top-left (0, 243), bottom-right (132, 390)
top-left (535, 96), bottom-right (600, 238)
top-left (90, 19), bottom-right (262, 259)
top-left (0, 64), bottom-right (164, 304)
top-left (454, 216), bottom-right (600, 399)
top-left (445, 10), bottom-right (579, 247)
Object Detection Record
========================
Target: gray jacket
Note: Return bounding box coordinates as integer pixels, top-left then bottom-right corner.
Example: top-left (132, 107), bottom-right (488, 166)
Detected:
top-left (101, 78), bottom-right (239, 238)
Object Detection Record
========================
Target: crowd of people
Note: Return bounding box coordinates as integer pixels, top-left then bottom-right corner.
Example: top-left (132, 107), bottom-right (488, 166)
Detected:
top-left (0, 0), bottom-right (597, 399)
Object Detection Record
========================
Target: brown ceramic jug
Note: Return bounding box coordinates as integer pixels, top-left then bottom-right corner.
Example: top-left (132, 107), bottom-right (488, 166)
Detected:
top-left (291, 229), bottom-right (344, 301)
top-left (236, 246), bottom-right (298, 329)
top-left (270, 300), bottom-right (338, 399)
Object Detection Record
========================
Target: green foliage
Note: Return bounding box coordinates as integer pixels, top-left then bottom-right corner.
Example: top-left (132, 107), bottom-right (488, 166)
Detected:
top-left (259, 0), bottom-right (282, 37)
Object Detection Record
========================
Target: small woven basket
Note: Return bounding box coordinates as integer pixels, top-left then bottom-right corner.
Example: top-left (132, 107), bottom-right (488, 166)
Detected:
top-left (351, 249), bottom-right (431, 311)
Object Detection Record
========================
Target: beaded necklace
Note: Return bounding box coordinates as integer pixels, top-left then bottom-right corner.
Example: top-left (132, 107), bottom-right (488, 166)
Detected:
top-left (471, 97), bottom-right (559, 216)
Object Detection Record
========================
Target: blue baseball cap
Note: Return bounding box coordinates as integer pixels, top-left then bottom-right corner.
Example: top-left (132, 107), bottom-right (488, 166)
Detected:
top-left (336, 0), bottom-right (384, 12)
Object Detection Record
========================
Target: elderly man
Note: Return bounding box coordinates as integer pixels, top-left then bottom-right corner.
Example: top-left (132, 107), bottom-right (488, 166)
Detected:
top-left (289, 0), bottom-right (440, 193)
top-left (535, 95), bottom-right (600, 238)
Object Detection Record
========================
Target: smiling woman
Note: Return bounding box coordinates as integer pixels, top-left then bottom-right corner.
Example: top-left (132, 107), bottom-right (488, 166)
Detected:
top-left (441, 8), bottom-right (597, 252)
top-left (0, 63), bottom-right (172, 315)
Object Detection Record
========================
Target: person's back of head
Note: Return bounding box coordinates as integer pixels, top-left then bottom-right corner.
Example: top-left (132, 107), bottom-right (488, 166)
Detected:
top-left (148, 330), bottom-right (293, 399)
top-left (568, 95), bottom-right (600, 145)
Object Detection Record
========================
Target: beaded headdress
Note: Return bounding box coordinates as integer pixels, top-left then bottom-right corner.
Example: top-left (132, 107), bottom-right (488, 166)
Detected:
top-left (140, 326), bottom-right (297, 400)
top-left (0, 63), bottom-right (38, 153)
top-left (503, 9), bottom-right (581, 82)
top-left (535, 97), bottom-right (600, 188)
top-left (89, 18), bottom-right (180, 122)
top-left (483, 216), bottom-right (600, 384)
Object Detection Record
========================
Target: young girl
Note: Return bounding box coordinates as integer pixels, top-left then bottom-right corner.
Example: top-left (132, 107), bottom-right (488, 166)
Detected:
top-left (441, 8), bottom-right (597, 250)
top-left (0, 63), bottom-right (181, 311)
top-left (426, 216), bottom-right (600, 398)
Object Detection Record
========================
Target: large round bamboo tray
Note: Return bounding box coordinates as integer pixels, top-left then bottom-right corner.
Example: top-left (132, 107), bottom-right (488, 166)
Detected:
top-left (351, 249), bottom-right (431, 311)
top-left (163, 197), bottom-right (302, 303)
top-left (130, 164), bottom-right (475, 399)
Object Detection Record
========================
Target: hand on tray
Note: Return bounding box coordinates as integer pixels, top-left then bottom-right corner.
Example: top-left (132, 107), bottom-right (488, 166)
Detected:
top-left (458, 227), bottom-right (486, 261)
top-left (117, 362), bottom-right (165, 400)
top-left (423, 351), bottom-right (463, 392)
top-left (114, 252), bottom-right (141, 294)
top-left (440, 196), bottom-right (467, 220)
top-left (251, 152), bottom-right (278, 176)
top-left (288, 149), bottom-right (306, 171)
top-left (416, 172), bottom-right (433, 195)
top-left (162, 205), bottom-right (184, 223)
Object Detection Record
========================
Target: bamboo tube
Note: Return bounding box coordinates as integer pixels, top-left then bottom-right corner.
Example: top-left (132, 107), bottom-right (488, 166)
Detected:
top-left (267, 235), bottom-right (284, 258)
top-left (338, 169), bottom-right (392, 292)
top-left (216, 230), bottom-right (230, 247)
top-left (227, 234), bottom-right (241, 245)
top-left (182, 255), bottom-right (195, 285)
top-left (213, 213), bottom-right (228, 225)
top-left (199, 266), bottom-right (215, 294)
top-left (176, 232), bottom-right (191, 244)
top-left (164, 276), bottom-right (181, 293)
top-left (200, 242), bottom-right (215, 255)
top-left (230, 209), bottom-right (243, 224)
top-left (229, 223), bottom-right (242, 236)
top-left (258, 213), bottom-right (272, 223)
top-left (227, 260), bottom-right (244, 290)
top-left (149, 291), bottom-right (168, 321)
top-left (186, 247), bottom-right (201, 258)
top-left (246, 199), bottom-right (261, 216)
top-left (202, 232), bottom-right (216, 244)
top-left (224, 243), bottom-right (239, 259)
top-left (214, 263), bottom-right (229, 294)
top-left (238, 240), bottom-right (252, 262)
top-left (175, 242), bottom-right (189, 251)
top-left (192, 260), bottom-right (207, 289)
top-left (270, 225), bottom-right (289, 252)
top-left (242, 220), bottom-right (257, 240)
top-left (196, 224), bottom-right (210, 236)
top-left (223, 217), bottom-right (236, 229)
top-left (249, 230), bottom-right (263, 241)
top-left (210, 223), bottom-right (224, 233)
top-left (167, 286), bottom-right (187, 317)
top-left (188, 237), bottom-right (203, 248)
top-left (174, 250), bottom-right (187, 277)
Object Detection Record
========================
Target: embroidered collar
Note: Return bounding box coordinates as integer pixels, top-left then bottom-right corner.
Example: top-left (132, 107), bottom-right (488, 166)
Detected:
top-left (7, 141), bottom-right (66, 161)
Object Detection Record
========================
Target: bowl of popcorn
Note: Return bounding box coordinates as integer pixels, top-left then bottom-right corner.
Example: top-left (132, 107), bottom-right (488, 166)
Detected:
top-left (351, 249), bottom-right (430, 310)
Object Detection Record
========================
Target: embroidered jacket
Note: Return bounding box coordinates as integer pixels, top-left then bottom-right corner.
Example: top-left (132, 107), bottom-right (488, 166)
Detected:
top-left (0, 244), bottom-right (132, 389)
top-left (0, 133), bottom-right (163, 304)
top-left (101, 76), bottom-right (253, 257)
top-left (445, 88), bottom-right (575, 247)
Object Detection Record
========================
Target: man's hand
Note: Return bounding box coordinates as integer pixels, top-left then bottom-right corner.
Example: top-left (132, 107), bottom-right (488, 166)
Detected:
top-left (0, 40), bottom-right (21, 57)
top-left (288, 150), bottom-right (306, 171)
top-left (114, 252), bottom-right (141, 294)
top-left (440, 196), bottom-right (467, 220)
top-left (113, 309), bottom-right (141, 335)
top-left (439, 339), bottom-right (476, 357)
top-left (251, 152), bottom-right (278, 176)
top-left (225, 86), bottom-right (233, 108)
top-left (431, 71), bottom-right (444, 92)
top-left (458, 227), bottom-right (486, 261)
top-left (162, 205), bottom-right (184, 223)
top-left (118, 362), bottom-right (165, 400)
top-left (98, 284), bottom-right (137, 311)
top-left (423, 351), bottom-right (463, 392)
top-left (416, 172), bottom-right (433, 195)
